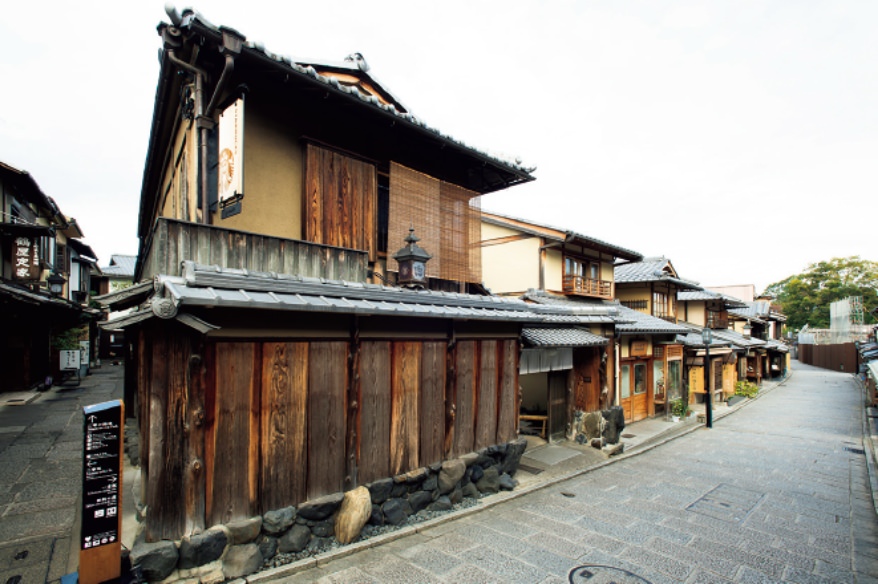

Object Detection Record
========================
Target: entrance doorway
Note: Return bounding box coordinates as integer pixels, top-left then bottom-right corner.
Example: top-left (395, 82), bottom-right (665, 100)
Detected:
top-left (620, 361), bottom-right (648, 422)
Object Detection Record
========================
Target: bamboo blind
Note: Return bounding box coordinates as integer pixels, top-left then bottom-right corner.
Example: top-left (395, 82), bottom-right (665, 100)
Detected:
top-left (389, 162), bottom-right (481, 283)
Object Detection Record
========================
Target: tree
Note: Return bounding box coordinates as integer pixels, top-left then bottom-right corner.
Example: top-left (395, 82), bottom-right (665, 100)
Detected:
top-left (763, 256), bottom-right (878, 331)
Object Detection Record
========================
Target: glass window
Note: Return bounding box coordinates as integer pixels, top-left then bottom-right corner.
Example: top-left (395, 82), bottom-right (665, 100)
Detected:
top-left (634, 363), bottom-right (646, 394)
top-left (620, 365), bottom-right (630, 399)
top-left (653, 361), bottom-right (665, 396)
top-left (668, 360), bottom-right (682, 401)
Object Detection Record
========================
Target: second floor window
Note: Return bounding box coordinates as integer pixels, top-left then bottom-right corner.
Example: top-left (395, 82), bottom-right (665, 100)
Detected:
top-left (653, 291), bottom-right (670, 318)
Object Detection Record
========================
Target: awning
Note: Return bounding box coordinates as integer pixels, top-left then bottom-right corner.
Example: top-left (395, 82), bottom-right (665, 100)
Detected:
top-left (522, 327), bottom-right (608, 348)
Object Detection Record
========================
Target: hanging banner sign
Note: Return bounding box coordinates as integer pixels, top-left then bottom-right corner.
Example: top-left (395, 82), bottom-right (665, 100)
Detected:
top-left (79, 400), bottom-right (124, 584)
top-left (218, 97), bottom-right (244, 206)
top-left (11, 236), bottom-right (40, 281)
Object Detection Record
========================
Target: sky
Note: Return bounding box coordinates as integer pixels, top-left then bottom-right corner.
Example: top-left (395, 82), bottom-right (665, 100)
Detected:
top-left (1, 1), bottom-right (875, 294)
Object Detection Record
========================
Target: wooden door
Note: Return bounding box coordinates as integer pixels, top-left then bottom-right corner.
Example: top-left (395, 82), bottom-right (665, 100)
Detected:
top-left (547, 372), bottom-right (567, 442)
top-left (619, 361), bottom-right (649, 422)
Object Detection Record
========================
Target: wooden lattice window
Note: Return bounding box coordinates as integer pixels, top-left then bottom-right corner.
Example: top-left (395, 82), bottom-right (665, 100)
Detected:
top-left (653, 292), bottom-right (669, 318)
top-left (621, 299), bottom-right (648, 311)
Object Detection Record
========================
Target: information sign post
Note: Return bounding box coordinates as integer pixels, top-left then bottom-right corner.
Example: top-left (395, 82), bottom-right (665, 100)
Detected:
top-left (80, 400), bottom-right (124, 584)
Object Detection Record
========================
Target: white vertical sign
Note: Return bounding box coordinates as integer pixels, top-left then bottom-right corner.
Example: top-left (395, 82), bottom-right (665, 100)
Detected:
top-left (218, 98), bottom-right (244, 204)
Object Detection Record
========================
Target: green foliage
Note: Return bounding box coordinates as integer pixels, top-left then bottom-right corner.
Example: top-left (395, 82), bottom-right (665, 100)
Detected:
top-left (734, 380), bottom-right (759, 398)
top-left (671, 398), bottom-right (690, 418)
top-left (51, 327), bottom-right (83, 350)
top-left (763, 256), bottom-right (878, 331)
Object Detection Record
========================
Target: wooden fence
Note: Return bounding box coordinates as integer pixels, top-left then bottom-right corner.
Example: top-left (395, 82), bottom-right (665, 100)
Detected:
top-left (137, 321), bottom-right (520, 541)
top-left (796, 342), bottom-right (858, 373)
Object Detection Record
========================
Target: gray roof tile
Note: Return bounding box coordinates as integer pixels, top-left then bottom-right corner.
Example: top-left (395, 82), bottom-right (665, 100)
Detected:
top-left (522, 327), bottom-right (608, 348)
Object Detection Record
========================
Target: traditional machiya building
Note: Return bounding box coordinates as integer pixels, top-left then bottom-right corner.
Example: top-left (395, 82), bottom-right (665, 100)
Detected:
top-left (103, 7), bottom-right (556, 555)
top-left (479, 211), bottom-right (693, 434)
top-left (676, 290), bottom-right (760, 408)
top-left (0, 161), bottom-right (98, 392)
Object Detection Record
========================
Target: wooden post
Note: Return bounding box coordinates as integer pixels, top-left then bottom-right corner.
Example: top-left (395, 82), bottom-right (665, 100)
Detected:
top-left (79, 400), bottom-right (124, 584)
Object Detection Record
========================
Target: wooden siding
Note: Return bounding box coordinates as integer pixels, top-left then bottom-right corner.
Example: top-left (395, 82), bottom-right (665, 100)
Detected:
top-left (304, 144), bottom-right (377, 262)
top-left (141, 218), bottom-right (368, 280)
top-left (139, 331), bottom-right (520, 540)
top-left (260, 342), bottom-right (308, 511)
top-left (307, 342), bottom-right (348, 499)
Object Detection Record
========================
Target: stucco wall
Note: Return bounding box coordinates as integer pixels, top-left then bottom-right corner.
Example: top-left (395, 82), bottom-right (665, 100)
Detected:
top-left (215, 98), bottom-right (303, 239)
top-left (480, 222), bottom-right (540, 294)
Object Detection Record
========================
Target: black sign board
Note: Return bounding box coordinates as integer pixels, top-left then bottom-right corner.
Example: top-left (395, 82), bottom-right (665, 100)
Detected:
top-left (81, 400), bottom-right (123, 551)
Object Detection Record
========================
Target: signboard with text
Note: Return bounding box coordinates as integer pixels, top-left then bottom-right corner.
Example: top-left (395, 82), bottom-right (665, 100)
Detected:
top-left (80, 400), bottom-right (123, 584)
top-left (11, 236), bottom-right (40, 281)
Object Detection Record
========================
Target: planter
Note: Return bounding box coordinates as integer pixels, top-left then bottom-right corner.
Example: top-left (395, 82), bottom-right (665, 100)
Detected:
top-left (727, 394), bottom-right (747, 407)
top-left (671, 415), bottom-right (680, 423)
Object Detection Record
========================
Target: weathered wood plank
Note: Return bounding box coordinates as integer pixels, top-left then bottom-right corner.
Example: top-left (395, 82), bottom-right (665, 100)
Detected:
top-left (496, 339), bottom-right (518, 444)
top-left (164, 332), bottom-right (188, 534)
top-left (419, 342), bottom-right (445, 467)
top-left (146, 329), bottom-right (187, 540)
top-left (358, 341), bottom-right (391, 484)
top-left (210, 342), bottom-right (256, 526)
top-left (202, 341), bottom-right (217, 530)
top-left (185, 338), bottom-right (207, 536)
top-left (451, 340), bottom-right (476, 457)
top-left (305, 145), bottom-right (324, 246)
top-left (474, 340), bottom-right (498, 451)
top-left (346, 329), bottom-right (360, 491)
top-left (260, 342), bottom-right (309, 510)
top-left (307, 342), bottom-right (347, 499)
top-left (390, 342), bottom-right (420, 475)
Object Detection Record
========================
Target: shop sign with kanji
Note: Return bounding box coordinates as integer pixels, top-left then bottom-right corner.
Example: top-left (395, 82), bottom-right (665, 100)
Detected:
top-left (12, 236), bottom-right (40, 280)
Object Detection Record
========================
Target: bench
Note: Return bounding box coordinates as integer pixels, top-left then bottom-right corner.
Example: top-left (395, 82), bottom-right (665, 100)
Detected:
top-left (519, 414), bottom-right (548, 439)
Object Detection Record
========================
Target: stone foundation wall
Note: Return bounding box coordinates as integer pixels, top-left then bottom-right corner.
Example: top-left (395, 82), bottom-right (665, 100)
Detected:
top-left (130, 438), bottom-right (527, 582)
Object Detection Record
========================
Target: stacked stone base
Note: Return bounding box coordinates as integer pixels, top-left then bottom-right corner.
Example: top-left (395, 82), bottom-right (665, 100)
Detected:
top-left (568, 406), bottom-right (626, 455)
top-left (130, 438), bottom-right (527, 582)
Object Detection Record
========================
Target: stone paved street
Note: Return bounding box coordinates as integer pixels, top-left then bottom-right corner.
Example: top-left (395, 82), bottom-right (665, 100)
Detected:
top-left (271, 362), bottom-right (878, 583)
top-left (0, 367), bottom-right (122, 584)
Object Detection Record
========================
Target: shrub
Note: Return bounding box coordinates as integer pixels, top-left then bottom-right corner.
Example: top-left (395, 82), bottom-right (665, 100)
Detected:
top-left (671, 399), bottom-right (690, 418)
top-left (735, 380), bottom-right (758, 398)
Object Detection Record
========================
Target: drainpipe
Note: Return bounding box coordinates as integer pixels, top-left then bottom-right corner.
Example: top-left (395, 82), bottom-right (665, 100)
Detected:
top-left (160, 23), bottom-right (243, 226)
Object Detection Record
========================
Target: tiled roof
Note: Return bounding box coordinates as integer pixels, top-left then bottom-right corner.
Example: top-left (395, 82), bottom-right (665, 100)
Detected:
top-left (729, 301), bottom-right (787, 322)
top-left (614, 257), bottom-right (701, 290)
top-left (481, 211), bottom-right (642, 261)
top-left (522, 327), bottom-right (608, 348)
top-left (138, 261), bottom-right (551, 323)
top-left (521, 290), bottom-right (624, 324)
top-left (521, 290), bottom-right (687, 333)
top-left (101, 255), bottom-right (137, 278)
top-left (677, 290), bottom-right (748, 309)
top-left (614, 305), bottom-right (692, 335)
top-left (171, 8), bottom-right (534, 176)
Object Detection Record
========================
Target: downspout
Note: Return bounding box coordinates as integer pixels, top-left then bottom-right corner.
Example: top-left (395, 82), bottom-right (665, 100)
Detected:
top-left (160, 24), bottom-right (243, 226)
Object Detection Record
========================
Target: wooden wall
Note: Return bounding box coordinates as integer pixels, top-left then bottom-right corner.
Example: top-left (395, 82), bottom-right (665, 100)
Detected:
top-left (797, 343), bottom-right (857, 373)
top-left (141, 217), bottom-right (369, 281)
top-left (139, 325), bottom-right (520, 541)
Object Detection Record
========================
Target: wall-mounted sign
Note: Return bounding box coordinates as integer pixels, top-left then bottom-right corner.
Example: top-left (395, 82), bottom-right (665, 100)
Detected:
top-left (630, 340), bottom-right (648, 357)
top-left (218, 97), bottom-right (244, 213)
top-left (11, 236), bottom-right (40, 280)
top-left (80, 400), bottom-right (124, 584)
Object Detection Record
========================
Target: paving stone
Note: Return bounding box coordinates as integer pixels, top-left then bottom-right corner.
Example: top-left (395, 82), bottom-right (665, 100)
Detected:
top-left (394, 544), bottom-right (459, 575)
top-left (359, 555), bottom-right (442, 584)
top-left (458, 545), bottom-right (547, 584)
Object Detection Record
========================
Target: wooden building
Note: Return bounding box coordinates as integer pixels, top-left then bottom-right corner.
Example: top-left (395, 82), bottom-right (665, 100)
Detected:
top-left (0, 161), bottom-right (97, 391)
top-left (112, 8), bottom-right (542, 540)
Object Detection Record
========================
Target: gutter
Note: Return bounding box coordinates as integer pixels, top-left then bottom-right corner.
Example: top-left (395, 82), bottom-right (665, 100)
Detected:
top-left (161, 20), bottom-right (243, 228)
